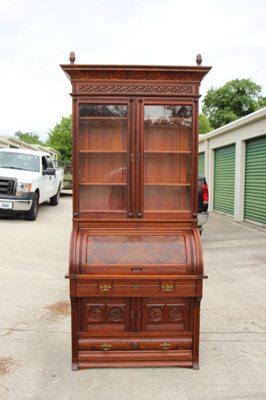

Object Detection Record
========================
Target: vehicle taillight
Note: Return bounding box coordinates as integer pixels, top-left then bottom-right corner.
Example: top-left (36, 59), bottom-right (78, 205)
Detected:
top-left (202, 183), bottom-right (209, 205)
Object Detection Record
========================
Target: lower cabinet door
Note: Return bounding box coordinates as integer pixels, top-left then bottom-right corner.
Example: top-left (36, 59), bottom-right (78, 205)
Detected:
top-left (81, 297), bottom-right (133, 333)
top-left (142, 297), bottom-right (192, 332)
top-left (80, 297), bottom-right (192, 335)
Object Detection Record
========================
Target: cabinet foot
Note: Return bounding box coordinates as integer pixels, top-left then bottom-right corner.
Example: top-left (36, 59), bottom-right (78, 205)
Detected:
top-left (193, 362), bottom-right (199, 370)
top-left (72, 362), bottom-right (78, 371)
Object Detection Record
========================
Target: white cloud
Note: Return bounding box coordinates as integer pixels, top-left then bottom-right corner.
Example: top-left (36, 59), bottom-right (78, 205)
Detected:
top-left (0, 0), bottom-right (265, 139)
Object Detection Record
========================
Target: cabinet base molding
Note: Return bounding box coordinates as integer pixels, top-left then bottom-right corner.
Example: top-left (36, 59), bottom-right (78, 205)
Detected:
top-left (77, 350), bottom-right (193, 369)
top-left (78, 360), bottom-right (193, 369)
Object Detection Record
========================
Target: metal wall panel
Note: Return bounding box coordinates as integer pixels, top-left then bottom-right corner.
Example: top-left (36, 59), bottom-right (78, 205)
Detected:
top-left (198, 152), bottom-right (205, 175)
top-left (244, 136), bottom-right (266, 225)
top-left (214, 144), bottom-right (236, 215)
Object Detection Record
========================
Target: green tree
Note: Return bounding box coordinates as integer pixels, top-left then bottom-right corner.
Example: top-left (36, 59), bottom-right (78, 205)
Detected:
top-left (202, 79), bottom-right (266, 129)
top-left (199, 113), bottom-right (212, 134)
top-left (47, 116), bottom-right (72, 161)
top-left (15, 131), bottom-right (43, 145)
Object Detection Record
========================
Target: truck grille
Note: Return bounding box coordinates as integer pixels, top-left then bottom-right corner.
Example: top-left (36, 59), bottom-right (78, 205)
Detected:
top-left (0, 178), bottom-right (16, 195)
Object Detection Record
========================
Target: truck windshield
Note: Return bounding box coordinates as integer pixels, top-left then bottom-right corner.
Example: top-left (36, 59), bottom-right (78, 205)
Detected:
top-left (0, 152), bottom-right (39, 172)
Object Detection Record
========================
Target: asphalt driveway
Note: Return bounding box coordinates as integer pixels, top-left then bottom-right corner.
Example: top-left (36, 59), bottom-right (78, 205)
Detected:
top-left (0, 196), bottom-right (265, 400)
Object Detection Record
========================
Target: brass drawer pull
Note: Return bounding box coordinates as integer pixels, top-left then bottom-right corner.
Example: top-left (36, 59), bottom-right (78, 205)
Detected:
top-left (99, 284), bottom-right (112, 292)
top-left (100, 343), bottom-right (112, 351)
top-left (160, 342), bottom-right (171, 350)
top-left (161, 284), bottom-right (173, 292)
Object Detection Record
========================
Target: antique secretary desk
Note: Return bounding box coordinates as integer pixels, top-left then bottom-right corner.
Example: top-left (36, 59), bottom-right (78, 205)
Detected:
top-left (61, 53), bottom-right (211, 370)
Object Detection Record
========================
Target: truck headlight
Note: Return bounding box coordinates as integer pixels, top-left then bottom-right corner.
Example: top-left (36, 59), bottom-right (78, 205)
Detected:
top-left (16, 183), bottom-right (32, 196)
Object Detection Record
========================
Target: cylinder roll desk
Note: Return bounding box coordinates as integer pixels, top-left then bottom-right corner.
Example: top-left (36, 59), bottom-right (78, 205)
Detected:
top-left (61, 53), bottom-right (211, 370)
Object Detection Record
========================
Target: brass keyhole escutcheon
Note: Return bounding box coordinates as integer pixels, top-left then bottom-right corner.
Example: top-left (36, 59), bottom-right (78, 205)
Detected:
top-left (101, 343), bottom-right (112, 351)
top-left (161, 284), bottom-right (173, 292)
top-left (99, 284), bottom-right (112, 292)
top-left (160, 342), bottom-right (171, 350)
top-left (133, 343), bottom-right (138, 349)
top-left (133, 284), bottom-right (140, 290)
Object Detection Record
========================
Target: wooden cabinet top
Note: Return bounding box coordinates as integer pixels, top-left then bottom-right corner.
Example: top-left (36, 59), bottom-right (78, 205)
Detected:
top-left (61, 54), bottom-right (211, 223)
top-left (61, 54), bottom-right (211, 97)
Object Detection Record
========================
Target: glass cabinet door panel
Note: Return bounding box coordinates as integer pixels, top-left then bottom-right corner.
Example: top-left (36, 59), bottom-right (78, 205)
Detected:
top-left (79, 104), bottom-right (128, 213)
top-left (79, 153), bottom-right (127, 184)
top-left (144, 186), bottom-right (191, 211)
top-left (144, 153), bottom-right (191, 184)
top-left (80, 186), bottom-right (127, 212)
top-left (144, 105), bottom-right (192, 152)
top-left (143, 105), bottom-right (192, 213)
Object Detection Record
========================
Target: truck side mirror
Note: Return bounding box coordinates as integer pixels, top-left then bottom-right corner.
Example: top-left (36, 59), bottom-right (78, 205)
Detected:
top-left (43, 167), bottom-right (56, 176)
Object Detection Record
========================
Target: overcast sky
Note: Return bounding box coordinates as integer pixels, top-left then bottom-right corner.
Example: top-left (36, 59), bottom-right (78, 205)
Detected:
top-left (1, 0), bottom-right (265, 140)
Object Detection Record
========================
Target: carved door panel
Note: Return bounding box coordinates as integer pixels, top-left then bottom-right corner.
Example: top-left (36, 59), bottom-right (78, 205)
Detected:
top-left (81, 297), bottom-right (133, 334)
top-left (80, 297), bottom-right (192, 335)
top-left (141, 298), bottom-right (192, 333)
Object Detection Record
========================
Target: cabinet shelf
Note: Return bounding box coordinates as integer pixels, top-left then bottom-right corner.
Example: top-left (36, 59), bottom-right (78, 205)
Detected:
top-left (79, 116), bottom-right (127, 120)
top-left (79, 149), bottom-right (127, 154)
top-left (80, 182), bottom-right (126, 186)
top-left (146, 116), bottom-right (191, 121)
top-left (144, 183), bottom-right (191, 186)
top-left (144, 150), bottom-right (191, 154)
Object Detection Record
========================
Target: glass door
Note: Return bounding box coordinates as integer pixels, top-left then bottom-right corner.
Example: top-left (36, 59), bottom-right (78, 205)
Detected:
top-left (142, 104), bottom-right (193, 217)
top-left (78, 103), bottom-right (130, 217)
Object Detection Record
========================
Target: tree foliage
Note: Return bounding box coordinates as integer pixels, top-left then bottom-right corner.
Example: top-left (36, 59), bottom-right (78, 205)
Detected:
top-left (47, 116), bottom-right (72, 161)
top-left (15, 131), bottom-right (43, 145)
top-left (202, 79), bottom-right (266, 129)
top-left (199, 113), bottom-right (212, 134)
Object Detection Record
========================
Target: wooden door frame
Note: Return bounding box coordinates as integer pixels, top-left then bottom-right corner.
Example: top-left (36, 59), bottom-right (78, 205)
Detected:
top-left (136, 98), bottom-right (196, 220)
top-left (73, 96), bottom-right (134, 219)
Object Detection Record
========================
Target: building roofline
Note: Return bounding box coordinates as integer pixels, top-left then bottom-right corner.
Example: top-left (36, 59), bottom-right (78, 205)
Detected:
top-left (199, 107), bottom-right (266, 142)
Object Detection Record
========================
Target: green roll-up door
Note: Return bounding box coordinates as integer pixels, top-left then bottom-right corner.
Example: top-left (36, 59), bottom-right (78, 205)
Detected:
top-left (198, 152), bottom-right (205, 175)
top-left (244, 136), bottom-right (266, 225)
top-left (214, 144), bottom-right (235, 214)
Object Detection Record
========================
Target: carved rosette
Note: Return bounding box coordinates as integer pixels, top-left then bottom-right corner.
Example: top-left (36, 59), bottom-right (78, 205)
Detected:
top-left (148, 307), bottom-right (164, 322)
top-left (109, 306), bottom-right (123, 322)
top-left (168, 307), bottom-right (183, 322)
top-left (87, 306), bottom-right (104, 322)
top-left (76, 84), bottom-right (193, 96)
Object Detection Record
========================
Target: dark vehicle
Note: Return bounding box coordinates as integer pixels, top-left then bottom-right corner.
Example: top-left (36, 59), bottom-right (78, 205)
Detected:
top-left (198, 175), bottom-right (209, 232)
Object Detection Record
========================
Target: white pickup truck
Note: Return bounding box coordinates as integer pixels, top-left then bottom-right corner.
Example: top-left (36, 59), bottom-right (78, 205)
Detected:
top-left (0, 148), bottom-right (63, 220)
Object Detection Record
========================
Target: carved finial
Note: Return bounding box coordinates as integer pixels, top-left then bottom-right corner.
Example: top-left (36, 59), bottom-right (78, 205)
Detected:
top-left (196, 54), bottom-right (202, 65)
top-left (69, 51), bottom-right (76, 64)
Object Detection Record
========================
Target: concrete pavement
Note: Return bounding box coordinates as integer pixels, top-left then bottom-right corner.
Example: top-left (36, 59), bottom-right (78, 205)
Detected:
top-left (0, 196), bottom-right (265, 400)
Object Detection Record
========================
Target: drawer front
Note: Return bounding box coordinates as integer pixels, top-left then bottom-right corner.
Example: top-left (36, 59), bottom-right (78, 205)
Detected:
top-left (78, 337), bottom-right (192, 352)
top-left (83, 265), bottom-right (188, 275)
top-left (76, 279), bottom-right (197, 297)
top-left (112, 280), bottom-right (160, 296)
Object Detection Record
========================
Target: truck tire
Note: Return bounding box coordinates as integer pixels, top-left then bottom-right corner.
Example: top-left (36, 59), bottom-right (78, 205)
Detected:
top-left (25, 192), bottom-right (39, 221)
top-left (50, 185), bottom-right (61, 206)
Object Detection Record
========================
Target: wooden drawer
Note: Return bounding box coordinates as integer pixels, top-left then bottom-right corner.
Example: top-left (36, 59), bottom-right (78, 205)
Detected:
top-left (78, 337), bottom-right (192, 352)
top-left (76, 278), bottom-right (197, 297)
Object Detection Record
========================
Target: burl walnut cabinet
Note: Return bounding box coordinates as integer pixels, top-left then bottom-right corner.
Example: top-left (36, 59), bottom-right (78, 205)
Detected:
top-left (61, 53), bottom-right (211, 370)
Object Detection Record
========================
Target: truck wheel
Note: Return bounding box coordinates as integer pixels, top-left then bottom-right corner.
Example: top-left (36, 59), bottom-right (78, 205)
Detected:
top-left (50, 185), bottom-right (61, 206)
top-left (25, 192), bottom-right (39, 221)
